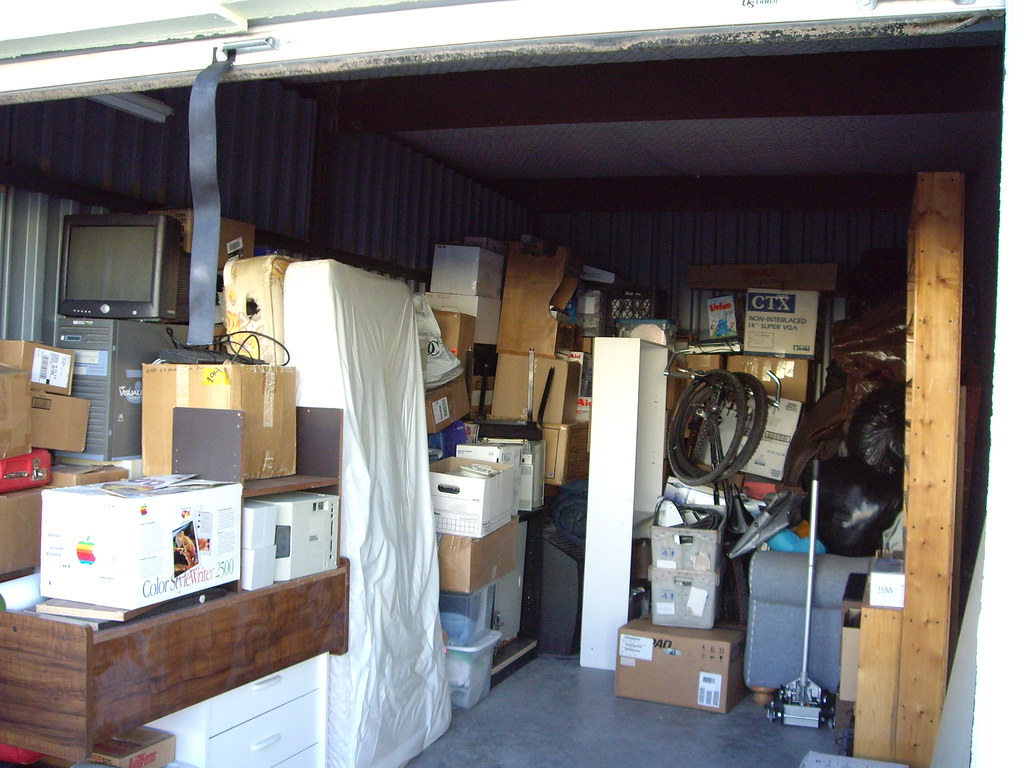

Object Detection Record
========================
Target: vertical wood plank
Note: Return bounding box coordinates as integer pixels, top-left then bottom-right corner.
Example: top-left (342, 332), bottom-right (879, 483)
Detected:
top-left (896, 172), bottom-right (964, 767)
top-left (854, 606), bottom-right (904, 761)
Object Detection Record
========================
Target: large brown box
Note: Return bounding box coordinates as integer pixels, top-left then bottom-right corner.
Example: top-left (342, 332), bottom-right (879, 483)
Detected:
top-left (425, 375), bottom-right (471, 433)
top-left (0, 340), bottom-right (75, 396)
top-left (542, 422), bottom-right (590, 485)
top-left (491, 353), bottom-right (582, 424)
top-left (615, 617), bottom-right (746, 714)
top-left (150, 208), bottom-right (256, 269)
top-left (497, 242), bottom-right (580, 357)
top-left (434, 310), bottom-right (477, 369)
top-left (437, 514), bottom-right (519, 593)
top-left (29, 392), bottom-right (90, 452)
top-left (142, 364), bottom-right (296, 480)
top-left (0, 488), bottom-right (42, 575)
top-left (0, 366), bottom-right (32, 460)
top-left (726, 355), bottom-right (814, 403)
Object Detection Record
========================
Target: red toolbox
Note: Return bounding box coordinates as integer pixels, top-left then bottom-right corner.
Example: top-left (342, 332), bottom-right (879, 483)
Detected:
top-left (0, 448), bottom-right (51, 493)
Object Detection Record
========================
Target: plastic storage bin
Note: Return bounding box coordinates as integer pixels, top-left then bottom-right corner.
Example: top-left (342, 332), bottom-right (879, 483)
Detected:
top-left (439, 583), bottom-right (495, 646)
top-left (445, 629), bottom-right (501, 709)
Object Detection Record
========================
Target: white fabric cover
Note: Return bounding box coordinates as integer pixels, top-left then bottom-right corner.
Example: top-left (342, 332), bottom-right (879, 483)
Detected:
top-left (283, 260), bottom-right (450, 768)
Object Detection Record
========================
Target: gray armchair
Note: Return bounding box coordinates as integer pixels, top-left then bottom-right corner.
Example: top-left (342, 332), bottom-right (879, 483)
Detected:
top-left (744, 550), bottom-right (871, 696)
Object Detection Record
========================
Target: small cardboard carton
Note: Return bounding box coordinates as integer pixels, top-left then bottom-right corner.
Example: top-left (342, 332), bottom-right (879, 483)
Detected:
top-left (0, 340), bottom-right (75, 396)
top-left (0, 488), bottom-right (43, 575)
top-left (429, 457), bottom-right (516, 538)
top-left (89, 726), bottom-right (175, 768)
top-left (48, 463), bottom-right (130, 487)
top-left (541, 422), bottom-right (590, 485)
top-left (151, 208), bottom-right (255, 270)
top-left (39, 480), bottom-right (242, 610)
top-left (0, 366), bottom-right (32, 460)
top-left (434, 310), bottom-right (477, 368)
top-left (726, 354), bottom-right (813, 403)
top-left (743, 289), bottom-right (819, 359)
top-left (425, 375), bottom-right (471, 434)
top-left (29, 392), bottom-right (90, 452)
top-left (615, 617), bottom-right (747, 714)
top-left (437, 515), bottom-right (519, 593)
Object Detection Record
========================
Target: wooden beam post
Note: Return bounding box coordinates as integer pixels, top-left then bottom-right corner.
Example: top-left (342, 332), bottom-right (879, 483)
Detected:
top-left (895, 172), bottom-right (964, 767)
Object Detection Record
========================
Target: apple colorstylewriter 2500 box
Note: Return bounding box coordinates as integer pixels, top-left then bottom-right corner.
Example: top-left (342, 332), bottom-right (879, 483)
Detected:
top-left (245, 491), bottom-right (339, 581)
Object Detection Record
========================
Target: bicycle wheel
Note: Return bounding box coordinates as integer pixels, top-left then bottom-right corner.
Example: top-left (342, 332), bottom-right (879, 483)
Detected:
top-left (667, 369), bottom-right (749, 486)
top-left (727, 371), bottom-right (770, 476)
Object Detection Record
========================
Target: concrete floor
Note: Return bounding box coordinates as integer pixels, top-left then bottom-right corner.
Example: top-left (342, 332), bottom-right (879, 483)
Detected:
top-left (409, 656), bottom-right (843, 768)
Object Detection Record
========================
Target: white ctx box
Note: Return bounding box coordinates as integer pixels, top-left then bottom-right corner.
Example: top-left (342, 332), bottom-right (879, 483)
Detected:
top-left (39, 482), bottom-right (242, 610)
top-left (743, 289), bottom-right (819, 359)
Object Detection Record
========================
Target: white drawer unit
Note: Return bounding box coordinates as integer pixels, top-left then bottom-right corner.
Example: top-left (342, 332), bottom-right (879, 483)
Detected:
top-left (150, 654), bottom-right (327, 768)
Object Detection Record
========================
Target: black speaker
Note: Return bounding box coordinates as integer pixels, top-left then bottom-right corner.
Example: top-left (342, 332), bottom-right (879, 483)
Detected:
top-left (538, 525), bottom-right (585, 657)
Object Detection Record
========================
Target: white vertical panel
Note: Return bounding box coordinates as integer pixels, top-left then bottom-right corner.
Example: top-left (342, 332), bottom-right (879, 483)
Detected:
top-left (580, 337), bottom-right (667, 671)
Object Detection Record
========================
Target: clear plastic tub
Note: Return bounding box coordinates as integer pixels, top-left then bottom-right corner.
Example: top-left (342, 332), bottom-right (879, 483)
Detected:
top-left (439, 583), bottom-right (495, 646)
top-left (445, 629), bottom-right (501, 709)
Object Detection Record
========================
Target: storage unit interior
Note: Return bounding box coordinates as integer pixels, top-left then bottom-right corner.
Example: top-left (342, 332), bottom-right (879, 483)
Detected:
top-left (0, 5), bottom-right (1005, 767)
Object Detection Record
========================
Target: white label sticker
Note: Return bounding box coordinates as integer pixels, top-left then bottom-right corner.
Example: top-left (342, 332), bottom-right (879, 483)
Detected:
top-left (656, 601), bottom-right (676, 616)
top-left (656, 559), bottom-right (675, 569)
top-left (618, 633), bottom-right (654, 661)
top-left (620, 657), bottom-right (637, 667)
top-left (687, 587), bottom-right (708, 617)
top-left (697, 671), bottom-right (722, 709)
top-left (431, 396), bottom-right (451, 424)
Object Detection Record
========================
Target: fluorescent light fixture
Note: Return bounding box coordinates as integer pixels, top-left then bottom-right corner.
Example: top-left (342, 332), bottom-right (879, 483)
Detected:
top-left (89, 92), bottom-right (174, 122)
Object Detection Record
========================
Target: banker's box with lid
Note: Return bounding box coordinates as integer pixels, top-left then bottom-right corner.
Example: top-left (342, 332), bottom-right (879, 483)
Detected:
top-left (615, 617), bottom-right (746, 714)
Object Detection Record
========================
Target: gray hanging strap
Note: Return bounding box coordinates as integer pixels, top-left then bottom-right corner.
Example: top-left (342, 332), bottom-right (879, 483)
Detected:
top-left (186, 50), bottom-right (234, 346)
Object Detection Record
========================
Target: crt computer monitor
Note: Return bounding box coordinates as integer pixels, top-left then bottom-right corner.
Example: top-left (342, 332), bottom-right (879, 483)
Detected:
top-left (58, 212), bottom-right (189, 322)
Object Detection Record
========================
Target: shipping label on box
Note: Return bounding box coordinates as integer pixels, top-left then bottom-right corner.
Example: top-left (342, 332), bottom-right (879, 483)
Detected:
top-left (39, 481), bottom-right (242, 610)
top-left (743, 289), bottom-right (819, 358)
top-left (0, 340), bottom-right (75, 396)
top-left (425, 375), bottom-right (471, 433)
top-left (615, 617), bottom-right (746, 714)
top-left (429, 457), bottom-right (515, 538)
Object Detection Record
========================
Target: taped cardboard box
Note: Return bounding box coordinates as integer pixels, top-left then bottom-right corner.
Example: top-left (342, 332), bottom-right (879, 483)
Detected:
top-left (491, 353), bottom-right (582, 424)
top-left (743, 289), bottom-right (819, 359)
top-left (0, 366), bottom-right (32, 460)
top-left (151, 208), bottom-right (255, 269)
top-left (0, 488), bottom-right (42, 575)
top-left (141, 364), bottom-right (296, 479)
top-left (425, 375), bottom-right (471, 434)
top-left (438, 514), bottom-right (519, 593)
top-left (49, 463), bottom-right (130, 487)
top-left (29, 392), bottom-right (90, 452)
top-left (726, 355), bottom-right (813, 402)
top-left (542, 422), bottom-right (589, 485)
top-left (0, 340), bottom-right (75, 396)
top-left (615, 617), bottom-right (746, 714)
top-left (425, 293), bottom-right (502, 346)
top-left (497, 241), bottom-right (580, 357)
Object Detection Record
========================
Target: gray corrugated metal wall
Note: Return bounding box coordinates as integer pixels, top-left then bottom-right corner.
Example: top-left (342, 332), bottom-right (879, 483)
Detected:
top-left (320, 134), bottom-right (529, 273)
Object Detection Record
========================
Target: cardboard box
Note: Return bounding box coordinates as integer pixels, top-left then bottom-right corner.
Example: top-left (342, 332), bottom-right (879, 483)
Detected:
top-left (425, 293), bottom-right (502, 346)
top-left (437, 514), bottom-right (519, 592)
top-left (430, 244), bottom-right (505, 299)
top-left (0, 340), bottom-right (75, 396)
top-left (141, 364), bottom-right (296, 480)
top-left (743, 289), bottom-right (819, 359)
top-left (29, 392), bottom-right (90, 452)
top-left (0, 366), bottom-right (32, 460)
top-left (39, 482), bottom-right (243, 610)
top-left (89, 726), bottom-right (175, 768)
top-left (425, 375), bottom-right (471, 433)
top-left (49, 463), bottom-right (130, 487)
top-left (151, 208), bottom-right (255, 270)
top-left (666, 354), bottom-right (724, 407)
top-left (726, 355), bottom-right (813, 403)
top-left (497, 241), bottom-right (580, 356)
top-left (688, 263), bottom-right (841, 292)
top-left (434, 311), bottom-right (477, 368)
top-left (541, 422), bottom-right (589, 485)
top-left (615, 617), bottom-right (746, 714)
top-left (0, 488), bottom-right (42, 575)
top-left (491, 353), bottom-right (582, 424)
top-left (714, 396), bottom-right (803, 481)
top-left (429, 457), bottom-right (516, 538)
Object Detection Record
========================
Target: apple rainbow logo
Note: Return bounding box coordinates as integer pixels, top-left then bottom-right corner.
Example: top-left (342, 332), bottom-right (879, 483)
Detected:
top-left (76, 538), bottom-right (96, 565)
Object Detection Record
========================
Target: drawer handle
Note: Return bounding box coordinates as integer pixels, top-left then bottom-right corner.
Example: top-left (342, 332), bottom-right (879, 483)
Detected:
top-left (251, 674), bottom-right (283, 691)
top-left (251, 733), bottom-right (283, 752)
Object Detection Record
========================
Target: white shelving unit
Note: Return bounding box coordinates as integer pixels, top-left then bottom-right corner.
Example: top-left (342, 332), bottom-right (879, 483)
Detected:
top-left (579, 337), bottom-right (669, 671)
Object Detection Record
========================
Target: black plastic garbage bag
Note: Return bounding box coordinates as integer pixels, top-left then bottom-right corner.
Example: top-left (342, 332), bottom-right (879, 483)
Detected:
top-left (804, 456), bottom-right (902, 557)
top-left (847, 382), bottom-right (905, 478)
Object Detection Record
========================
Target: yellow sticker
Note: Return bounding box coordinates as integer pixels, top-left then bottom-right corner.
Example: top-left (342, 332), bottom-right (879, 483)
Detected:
top-left (202, 367), bottom-right (230, 385)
